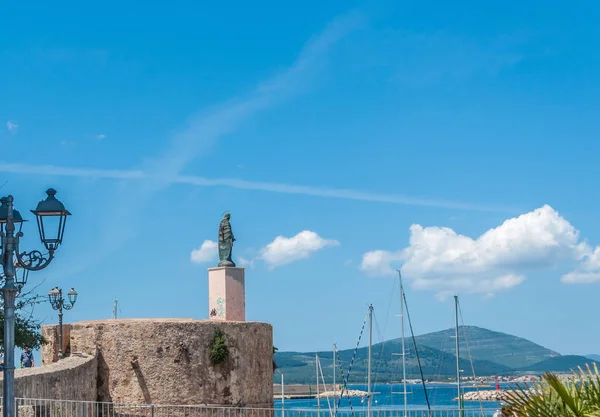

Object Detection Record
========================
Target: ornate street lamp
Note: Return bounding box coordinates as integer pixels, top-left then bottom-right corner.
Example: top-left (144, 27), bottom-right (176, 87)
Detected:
top-left (48, 286), bottom-right (77, 359)
top-left (30, 188), bottom-right (70, 252)
top-left (13, 260), bottom-right (29, 295)
top-left (0, 189), bottom-right (70, 417)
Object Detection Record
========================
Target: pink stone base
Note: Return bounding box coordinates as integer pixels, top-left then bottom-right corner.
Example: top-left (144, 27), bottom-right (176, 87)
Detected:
top-left (208, 267), bottom-right (245, 321)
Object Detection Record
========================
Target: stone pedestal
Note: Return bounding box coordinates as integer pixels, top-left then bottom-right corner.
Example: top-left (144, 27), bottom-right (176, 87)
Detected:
top-left (208, 267), bottom-right (245, 321)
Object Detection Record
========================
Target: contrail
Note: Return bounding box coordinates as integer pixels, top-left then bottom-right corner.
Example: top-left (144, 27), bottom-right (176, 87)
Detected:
top-left (14, 12), bottom-right (371, 279)
top-left (0, 162), bottom-right (514, 212)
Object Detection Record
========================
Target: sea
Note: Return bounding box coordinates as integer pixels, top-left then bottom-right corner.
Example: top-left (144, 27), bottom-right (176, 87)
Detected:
top-left (275, 383), bottom-right (506, 416)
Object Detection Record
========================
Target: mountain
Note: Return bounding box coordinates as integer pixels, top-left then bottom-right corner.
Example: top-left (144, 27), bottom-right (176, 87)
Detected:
top-left (414, 326), bottom-right (560, 369)
top-left (275, 326), bottom-right (517, 384)
top-left (274, 344), bottom-right (509, 384)
top-left (585, 354), bottom-right (600, 362)
top-left (518, 355), bottom-right (600, 372)
top-left (274, 326), bottom-right (566, 384)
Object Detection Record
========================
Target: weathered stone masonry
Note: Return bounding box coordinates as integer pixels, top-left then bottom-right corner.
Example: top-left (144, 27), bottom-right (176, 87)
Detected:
top-left (0, 354), bottom-right (97, 400)
top-left (42, 318), bottom-right (273, 406)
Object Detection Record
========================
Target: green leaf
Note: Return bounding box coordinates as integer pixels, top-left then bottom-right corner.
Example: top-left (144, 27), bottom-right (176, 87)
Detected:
top-left (209, 329), bottom-right (228, 365)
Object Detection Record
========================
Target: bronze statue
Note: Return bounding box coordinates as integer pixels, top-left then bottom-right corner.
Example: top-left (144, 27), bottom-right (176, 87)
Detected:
top-left (218, 212), bottom-right (236, 267)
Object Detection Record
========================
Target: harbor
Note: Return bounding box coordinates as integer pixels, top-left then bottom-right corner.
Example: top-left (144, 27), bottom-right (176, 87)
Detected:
top-left (271, 284), bottom-right (510, 417)
top-left (273, 383), bottom-right (503, 416)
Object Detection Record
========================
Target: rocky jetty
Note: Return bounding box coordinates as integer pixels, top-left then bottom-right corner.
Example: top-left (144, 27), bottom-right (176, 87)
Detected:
top-left (317, 389), bottom-right (370, 398)
top-left (456, 390), bottom-right (518, 402)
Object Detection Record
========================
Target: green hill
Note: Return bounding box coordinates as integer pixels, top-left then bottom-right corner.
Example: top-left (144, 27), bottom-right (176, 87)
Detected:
top-left (414, 326), bottom-right (559, 369)
top-left (275, 327), bottom-right (513, 384)
top-left (518, 355), bottom-right (600, 373)
top-left (274, 326), bottom-right (564, 384)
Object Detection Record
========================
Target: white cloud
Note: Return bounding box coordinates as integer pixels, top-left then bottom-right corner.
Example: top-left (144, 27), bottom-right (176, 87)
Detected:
top-left (6, 121), bottom-right (18, 134)
top-left (561, 272), bottom-right (600, 284)
top-left (561, 247), bottom-right (600, 284)
top-left (238, 256), bottom-right (255, 268)
top-left (190, 240), bottom-right (217, 264)
top-left (416, 274), bottom-right (526, 301)
top-left (260, 230), bottom-right (339, 269)
top-left (359, 250), bottom-right (404, 276)
top-left (95, 134), bottom-right (106, 140)
top-left (190, 231), bottom-right (339, 270)
top-left (360, 205), bottom-right (599, 297)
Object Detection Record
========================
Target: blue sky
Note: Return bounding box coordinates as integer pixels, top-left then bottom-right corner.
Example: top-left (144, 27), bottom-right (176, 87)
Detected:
top-left (2, 0), bottom-right (600, 364)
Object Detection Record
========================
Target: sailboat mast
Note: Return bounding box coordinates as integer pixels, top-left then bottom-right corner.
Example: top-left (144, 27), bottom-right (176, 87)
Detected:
top-left (454, 295), bottom-right (462, 415)
top-left (316, 353), bottom-right (321, 412)
top-left (398, 270), bottom-right (407, 416)
top-left (367, 304), bottom-right (373, 417)
top-left (281, 373), bottom-right (285, 417)
top-left (333, 343), bottom-right (337, 413)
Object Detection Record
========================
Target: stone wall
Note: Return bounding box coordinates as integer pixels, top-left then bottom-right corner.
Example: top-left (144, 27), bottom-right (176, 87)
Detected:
top-left (0, 354), bottom-right (97, 400)
top-left (42, 318), bottom-right (273, 407)
top-left (41, 324), bottom-right (71, 363)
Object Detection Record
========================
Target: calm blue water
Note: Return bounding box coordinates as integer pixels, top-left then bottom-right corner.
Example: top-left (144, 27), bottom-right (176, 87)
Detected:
top-left (276, 383), bottom-right (504, 412)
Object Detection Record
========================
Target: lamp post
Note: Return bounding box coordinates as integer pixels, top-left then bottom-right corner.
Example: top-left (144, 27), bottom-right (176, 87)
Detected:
top-left (48, 287), bottom-right (77, 359)
top-left (0, 189), bottom-right (70, 417)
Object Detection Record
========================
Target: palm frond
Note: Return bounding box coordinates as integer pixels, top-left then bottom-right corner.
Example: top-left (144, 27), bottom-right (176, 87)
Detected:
top-left (504, 364), bottom-right (600, 417)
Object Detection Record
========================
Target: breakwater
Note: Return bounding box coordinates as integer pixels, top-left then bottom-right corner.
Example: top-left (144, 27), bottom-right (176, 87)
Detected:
top-left (457, 389), bottom-right (533, 402)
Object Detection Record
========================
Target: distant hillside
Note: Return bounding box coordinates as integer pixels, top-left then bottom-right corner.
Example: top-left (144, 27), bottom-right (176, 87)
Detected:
top-left (586, 354), bottom-right (600, 362)
top-left (518, 355), bottom-right (600, 373)
top-left (274, 326), bottom-right (563, 384)
top-left (414, 326), bottom-right (559, 369)
top-left (275, 328), bottom-right (511, 384)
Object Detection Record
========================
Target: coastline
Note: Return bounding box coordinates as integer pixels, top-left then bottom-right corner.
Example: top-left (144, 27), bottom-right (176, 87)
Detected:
top-left (273, 384), bottom-right (373, 400)
top-left (273, 383), bottom-right (501, 400)
top-left (273, 383), bottom-right (531, 402)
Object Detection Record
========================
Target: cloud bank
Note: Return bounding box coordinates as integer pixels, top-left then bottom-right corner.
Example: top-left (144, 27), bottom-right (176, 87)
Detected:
top-left (360, 205), bottom-right (600, 299)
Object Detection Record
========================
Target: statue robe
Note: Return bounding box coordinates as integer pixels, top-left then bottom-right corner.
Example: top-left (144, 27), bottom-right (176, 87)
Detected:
top-left (218, 219), bottom-right (235, 266)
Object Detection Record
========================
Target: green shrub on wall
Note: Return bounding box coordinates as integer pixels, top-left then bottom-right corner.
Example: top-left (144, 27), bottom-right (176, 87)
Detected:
top-left (209, 329), bottom-right (228, 365)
